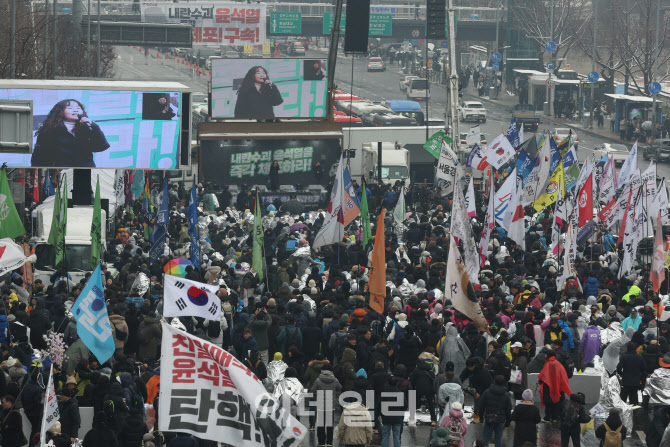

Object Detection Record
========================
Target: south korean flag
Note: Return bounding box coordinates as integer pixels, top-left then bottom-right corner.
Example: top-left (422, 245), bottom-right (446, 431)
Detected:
top-left (164, 276), bottom-right (221, 321)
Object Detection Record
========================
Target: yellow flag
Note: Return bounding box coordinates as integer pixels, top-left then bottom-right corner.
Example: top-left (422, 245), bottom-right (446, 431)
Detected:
top-left (533, 162), bottom-right (565, 212)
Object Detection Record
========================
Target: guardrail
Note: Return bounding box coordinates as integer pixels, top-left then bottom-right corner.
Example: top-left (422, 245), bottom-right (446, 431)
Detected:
top-left (32, 1), bottom-right (502, 21)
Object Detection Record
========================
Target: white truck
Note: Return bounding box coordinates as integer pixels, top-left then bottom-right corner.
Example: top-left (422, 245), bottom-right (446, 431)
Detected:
top-left (347, 143), bottom-right (411, 186)
top-left (33, 200), bottom-right (107, 285)
top-left (406, 78), bottom-right (430, 100)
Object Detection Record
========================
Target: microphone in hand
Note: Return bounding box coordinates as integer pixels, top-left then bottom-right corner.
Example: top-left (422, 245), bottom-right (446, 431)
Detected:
top-left (77, 114), bottom-right (93, 131)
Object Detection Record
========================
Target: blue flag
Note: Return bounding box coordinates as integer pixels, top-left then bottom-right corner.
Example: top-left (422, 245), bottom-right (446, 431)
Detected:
top-left (189, 178), bottom-right (200, 269)
top-left (72, 264), bottom-right (115, 363)
top-left (43, 171), bottom-right (55, 198)
top-left (130, 170), bottom-right (145, 200)
top-left (506, 117), bottom-right (521, 149)
top-left (515, 149), bottom-right (536, 187)
top-left (150, 177), bottom-right (168, 263)
top-left (549, 136), bottom-right (561, 174)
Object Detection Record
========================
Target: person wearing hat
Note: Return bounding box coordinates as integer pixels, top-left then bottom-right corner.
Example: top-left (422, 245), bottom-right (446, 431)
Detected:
top-left (509, 342), bottom-right (528, 400)
top-left (57, 388), bottom-right (81, 441)
top-left (46, 421), bottom-right (71, 447)
top-left (437, 401), bottom-right (468, 447)
top-left (510, 389), bottom-right (541, 447)
top-left (622, 308), bottom-right (642, 332)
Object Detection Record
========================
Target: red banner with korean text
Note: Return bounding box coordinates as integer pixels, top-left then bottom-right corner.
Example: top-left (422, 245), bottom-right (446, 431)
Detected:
top-left (158, 322), bottom-right (306, 446)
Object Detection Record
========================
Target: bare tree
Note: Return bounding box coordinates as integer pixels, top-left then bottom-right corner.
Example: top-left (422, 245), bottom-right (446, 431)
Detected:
top-left (0, 0), bottom-right (115, 79)
top-left (512, 0), bottom-right (590, 72)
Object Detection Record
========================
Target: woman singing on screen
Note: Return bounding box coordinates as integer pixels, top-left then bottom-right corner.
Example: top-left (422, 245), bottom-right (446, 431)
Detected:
top-left (234, 66), bottom-right (284, 118)
top-left (31, 99), bottom-right (110, 167)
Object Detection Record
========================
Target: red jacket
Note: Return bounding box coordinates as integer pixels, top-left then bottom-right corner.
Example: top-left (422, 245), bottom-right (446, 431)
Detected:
top-left (538, 356), bottom-right (572, 405)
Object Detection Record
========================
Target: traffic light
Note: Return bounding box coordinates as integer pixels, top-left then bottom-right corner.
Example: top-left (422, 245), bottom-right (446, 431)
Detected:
top-left (426, 0), bottom-right (446, 39)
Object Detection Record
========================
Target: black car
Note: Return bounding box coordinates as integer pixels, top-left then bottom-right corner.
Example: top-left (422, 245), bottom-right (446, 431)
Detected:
top-left (643, 139), bottom-right (670, 162)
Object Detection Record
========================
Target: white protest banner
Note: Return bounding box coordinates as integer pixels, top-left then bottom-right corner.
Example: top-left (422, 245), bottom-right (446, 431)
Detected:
top-left (0, 238), bottom-right (36, 277)
top-left (39, 366), bottom-right (59, 447)
top-left (450, 174), bottom-right (480, 283)
top-left (158, 322), bottom-right (307, 446)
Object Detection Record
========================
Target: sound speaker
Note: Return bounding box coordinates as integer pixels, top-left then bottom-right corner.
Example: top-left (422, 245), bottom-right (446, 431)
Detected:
top-left (72, 169), bottom-right (92, 206)
top-left (344, 0), bottom-right (370, 53)
top-left (180, 92), bottom-right (191, 168)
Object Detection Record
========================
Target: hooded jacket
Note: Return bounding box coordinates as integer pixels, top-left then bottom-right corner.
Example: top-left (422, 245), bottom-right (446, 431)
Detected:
top-left (439, 408), bottom-right (468, 447)
top-left (477, 383), bottom-right (512, 421)
top-left (580, 325), bottom-right (601, 365)
top-left (340, 348), bottom-right (357, 391)
top-left (622, 313), bottom-right (642, 331)
top-left (337, 402), bottom-right (373, 445)
top-left (621, 285), bottom-right (641, 303)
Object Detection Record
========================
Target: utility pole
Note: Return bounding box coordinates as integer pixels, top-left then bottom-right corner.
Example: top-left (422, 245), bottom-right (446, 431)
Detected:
top-left (87, 0), bottom-right (91, 60)
top-left (53, 0), bottom-right (58, 77)
top-left (652, 0), bottom-right (660, 124)
top-left (589, 0), bottom-right (598, 128)
top-left (546, 0), bottom-right (554, 116)
top-left (44, 0), bottom-right (49, 79)
top-left (96, 0), bottom-right (101, 77)
top-left (447, 0), bottom-right (459, 154)
top-left (10, 0), bottom-right (15, 78)
top-left (326, 0), bottom-right (344, 116)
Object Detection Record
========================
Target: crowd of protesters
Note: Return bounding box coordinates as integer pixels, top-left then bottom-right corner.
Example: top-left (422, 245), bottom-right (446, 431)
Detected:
top-left (1, 175), bottom-right (670, 447)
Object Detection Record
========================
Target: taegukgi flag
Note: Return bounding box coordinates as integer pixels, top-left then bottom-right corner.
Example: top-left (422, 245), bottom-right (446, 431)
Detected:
top-left (163, 275), bottom-right (221, 321)
top-left (158, 322), bottom-right (307, 447)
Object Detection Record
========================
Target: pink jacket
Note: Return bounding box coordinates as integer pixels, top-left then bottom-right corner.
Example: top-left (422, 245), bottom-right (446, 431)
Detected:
top-left (439, 409), bottom-right (468, 447)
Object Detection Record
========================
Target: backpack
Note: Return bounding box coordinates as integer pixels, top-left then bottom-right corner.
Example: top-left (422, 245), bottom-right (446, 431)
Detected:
top-left (560, 400), bottom-right (579, 429)
top-left (137, 324), bottom-right (151, 344)
top-left (207, 320), bottom-right (221, 339)
top-left (603, 423), bottom-right (622, 447)
top-left (563, 356), bottom-right (575, 379)
top-left (284, 326), bottom-right (300, 350)
top-left (447, 417), bottom-right (463, 446)
top-left (393, 323), bottom-right (405, 351)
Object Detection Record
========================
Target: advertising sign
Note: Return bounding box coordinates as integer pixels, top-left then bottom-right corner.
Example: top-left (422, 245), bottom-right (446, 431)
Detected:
top-left (201, 139), bottom-right (340, 187)
top-left (140, 2), bottom-right (266, 46)
top-left (211, 58), bottom-right (328, 119)
top-left (0, 88), bottom-right (182, 169)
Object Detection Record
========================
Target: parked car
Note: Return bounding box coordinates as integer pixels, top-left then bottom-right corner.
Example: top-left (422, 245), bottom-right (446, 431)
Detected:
top-left (399, 75), bottom-right (419, 92)
top-left (459, 101), bottom-right (487, 123)
top-left (594, 143), bottom-right (631, 166)
top-left (511, 104), bottom-right (540, 131)
top-left (367, 57), bottom-right (385, 72)
top-left (643, 139), bottom-right (670, 162)
top-left (552, 128), bottom-right (579, 150)
top-left (457, 131), bottom-right (487, 155)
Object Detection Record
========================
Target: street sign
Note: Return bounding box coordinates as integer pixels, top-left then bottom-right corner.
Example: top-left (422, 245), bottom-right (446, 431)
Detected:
top-left (410, 39), bottom-right (419, 46)
top-left (441, 40), bottom-right (448, 48)
top-left (491, 52), bottom-right (502, 63)
top-left (546, 78), bottom-right (556, 88)
top-left (369, 13), bottom-right (392, 36)
top-left (411, 29), bottom-right (421, 38)
top-left (650, 81), bottom-right (662, 95)
top-left (492, 63), bottom-right (499, 71)
top-left (546, 62), bottom-right (554, 70)
top-left (322, 12), bottom-right (345, 34)
top-left (545, 41), bottom-right (557, 52)
top-left (270, 12), bottom-right (302, 34)
top-left (588, 70), bottom-right (599, 83)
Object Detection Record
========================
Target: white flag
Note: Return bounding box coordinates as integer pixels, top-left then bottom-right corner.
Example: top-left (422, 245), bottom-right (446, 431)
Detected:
top-left (164, 275), bottom-right (221, 321)
top-left (550, 185), bottom-right (565, 255)
top-left (651, 179), bottom-right (668, 223)
top-left (651, 211), bottom-right (666, 293)
top-left (618, 141), bottom-right (638, 189)
top-left (465, 177), bottom-right (477, 218)
top-left (598, 156), bottom-right (617, 204)
top-left (450, 174), bottom-right (480, 283)
top-left (495, 168), bottom-right (516, 228)
top-left (522, 136), bottom-right (551, 205)
top-left (642, 162), bottom-right (657, 234)
top-left (575, 157), bottom-right (593, 198)
top-left (483, 133), bottom-right (516, 169)
top-left (392, 187), bottom-right (406, 223)
top-left (0, 238), bottom-right (36, 277)
top-left (158, 322), bottom-right (307, 446)
top-left (557, 211), bottom-right (578, 290)
top-left (466, 126), bottom-right (481, 146)
top-left (479, 177), bottom-right (495, 267)
top-left (313, 154), bottom-right (345, 249)
top-left (507, 183), bottom-right (526, 251)
top-left (114, 170), bottom-right (125, 206)
top-left (619, 189), bottom-right (642, 278)
top-left (445, 235), bottom-right (488, 332)
top-left (519, 125), bottom-right (524, 145)
top-left (40, 366), bottom-right (60, 447)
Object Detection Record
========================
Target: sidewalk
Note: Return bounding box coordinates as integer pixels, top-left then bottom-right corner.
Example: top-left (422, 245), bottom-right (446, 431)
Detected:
top-left (463, 86), bottom-right (623, 144)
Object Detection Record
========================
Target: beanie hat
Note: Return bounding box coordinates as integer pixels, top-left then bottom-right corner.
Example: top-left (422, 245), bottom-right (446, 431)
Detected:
top-left (66, 375), bottom-right (77, 386)
top-left (308, 280), bottom-right (317, 288)
top-left (267, 298), bottom-right (276, 307)
top-left (273, 352), bottom-right (283, 361)
top-left (522, 389), bottom-right (533, 401)
top-left (451, 402), bottom-right (462, 411)
top-left (341, 314), bottom-right (349, 323)
top-left (396, 313), bottom-right (407, 321)
top-left (356, 368), bottom-right (367, 378)
top-left (433, 428), bottom-right (449, 440)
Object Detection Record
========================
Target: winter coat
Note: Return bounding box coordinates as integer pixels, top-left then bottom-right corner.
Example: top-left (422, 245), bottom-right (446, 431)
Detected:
top-left (477, 383), bottom-right (512, 423)
top-left (380, 384), bottom-right (406, 425)
top-left (509, 351), bottom-right (528, 397)
top-left (622, 314), bottom-right (642, 332)
top-left (137, 316), bottom-right (162, 363)
top-left (119, 413), bottom-right (149, 447)
top-left (616, 351), bottom-right (647, 387)
top-left (337, 403), bottom-right (374, 445)
top-left (438, 382), bottom-right (464, 409)
top-left (510, 402), bottom-right (541, 447)
top-left (310, 370), bottom-right (342, 425)
top-left (410, 359), bottom-right (435, 395)
top-left (248, 312), bottom-right (272, 350)
top-left (538, 356), bottom-right (572, 405)
top-left (580, 325), bottom-right (601, 365)
top-left (59, 397), bottom-right (81, 438)
top-left (339, 348), bottom-right (357, 391)
top-left (583, 277), bottom-right (599, 298)
top-left (487, 348), bottom-right (511, 381)
top-left (439, 408), bottom-right (468, 447)
top-left (396, 334), bottom-right (422, 371)
top-left (304, 360), bottom-right (329, 389)
top-left (109, 314), bottom-right (129, 350)
top-left (459, 357), bottom-right (492, 395)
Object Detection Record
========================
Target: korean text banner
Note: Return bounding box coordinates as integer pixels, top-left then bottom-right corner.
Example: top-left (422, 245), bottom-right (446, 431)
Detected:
top-left (140, 2), bottom-right (266, 46)
top-left (211, 58), bottom-right (328, 119)
top-left (0, 89), bottom-right (181, 169)
top-left (158, 322), bottom-right (307, 447)
top-left (201, 139), bottom-right (339, 186)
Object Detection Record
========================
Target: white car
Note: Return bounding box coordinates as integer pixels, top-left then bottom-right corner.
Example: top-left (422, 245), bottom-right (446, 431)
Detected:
top-left (367, 57), bottom-right (385, 72)
top-left (552, 127), bottom-right (579, 149)
top-left (594, 143), bottom-right (631, 166)
top-left (399, 75), bottom-right (419, 92)
top-left (457, 131), bottom-right (487, 154)
top-left (459, 101), bottom-right (487, 123)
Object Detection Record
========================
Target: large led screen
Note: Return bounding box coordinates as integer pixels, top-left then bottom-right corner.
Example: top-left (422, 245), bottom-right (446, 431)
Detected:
top-left (211, 58), bottom-right (328, 119)
top-left (0, 89), bottom-right (182, 169)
